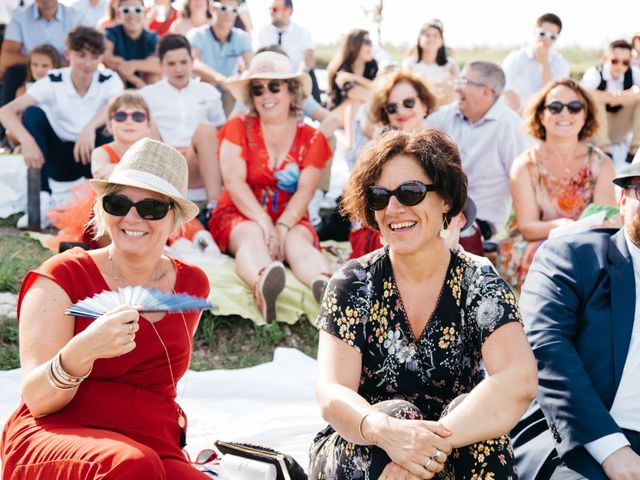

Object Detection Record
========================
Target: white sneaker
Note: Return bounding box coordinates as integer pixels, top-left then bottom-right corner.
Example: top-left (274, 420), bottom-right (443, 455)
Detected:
top-left (16, 191), bottom-right (52, 230)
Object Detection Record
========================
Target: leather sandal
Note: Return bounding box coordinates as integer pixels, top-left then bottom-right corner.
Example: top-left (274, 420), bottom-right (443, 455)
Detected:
top-left (310, 274), bottom-right (331, 304)
top-left (253, 261), bottom-right (286, 323)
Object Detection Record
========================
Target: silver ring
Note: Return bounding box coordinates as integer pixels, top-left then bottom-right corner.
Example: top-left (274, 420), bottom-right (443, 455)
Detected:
top-left (425, 457), bottom-right (433, 469)
top-left (433, 448), bottom-right (443, 462)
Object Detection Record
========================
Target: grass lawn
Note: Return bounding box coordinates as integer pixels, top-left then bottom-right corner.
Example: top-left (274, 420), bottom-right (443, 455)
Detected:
top-left (0, 225), bottom-right (319, 371)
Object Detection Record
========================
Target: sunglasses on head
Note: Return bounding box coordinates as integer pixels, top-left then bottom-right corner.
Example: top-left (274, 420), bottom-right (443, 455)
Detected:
top-left (249, 80), bottom-right (283, 97)
top-left (535, 28), bottom-right (558, 41)
top-left (111, 111), bottom-right (148, 123)
top-left (544, 100), bottom-right (585, 115)
top-left (384, 97), bottom-right (416, 115)
top-left (611, 58), bottom-right (631, 66)
top-left (103, 194), bottom-right (173, 220)
top-left (118, 6), bottom-right (144, 15)
top-left (212, 2), bottom-right (239, 14)
top-left (368, 181), bottom-right (438, 211)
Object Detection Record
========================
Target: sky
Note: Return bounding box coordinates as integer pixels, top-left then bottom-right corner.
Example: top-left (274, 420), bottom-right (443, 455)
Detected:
top-left (247, 0), bottom-right (640, 50)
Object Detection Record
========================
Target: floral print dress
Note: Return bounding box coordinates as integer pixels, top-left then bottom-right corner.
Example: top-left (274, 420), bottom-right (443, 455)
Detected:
top-left (208, 114), bottom-right (332, 252)
top-left (496, 145), bottom-right (606, 292)
top-left (309, 247), bottom-right (521, 479)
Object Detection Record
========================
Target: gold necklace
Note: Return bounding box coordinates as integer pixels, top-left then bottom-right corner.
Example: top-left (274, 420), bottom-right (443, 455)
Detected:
top-left (108, 251), bottom-right (167, 286)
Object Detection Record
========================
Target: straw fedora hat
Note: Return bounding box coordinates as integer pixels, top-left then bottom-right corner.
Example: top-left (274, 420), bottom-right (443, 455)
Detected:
top-left (226, 51), bottom-right (312, 103)
top-left (89, 138), bottom-right (200, 220)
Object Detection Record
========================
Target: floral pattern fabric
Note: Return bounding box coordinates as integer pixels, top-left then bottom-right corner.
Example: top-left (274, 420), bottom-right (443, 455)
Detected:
top-left (496, 146), bottom-right (606, 292)
top-left (309, 248), bottom-right (521, 479)
top-left (208, 114), bottom-right (332, 252)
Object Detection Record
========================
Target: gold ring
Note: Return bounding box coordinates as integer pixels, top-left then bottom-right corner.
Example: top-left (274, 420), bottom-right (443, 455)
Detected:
top-left (128, 322), bottom-right (134, 335)
top-left (128, 332), bottom-right (134, 342)
top-left (425, 457), bottom-right (433, 469)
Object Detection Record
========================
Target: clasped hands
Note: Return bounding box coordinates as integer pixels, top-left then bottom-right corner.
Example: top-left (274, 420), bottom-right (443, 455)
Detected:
top-left (372, 414), bottom-right (453, 479)
top-left (258, 216), bottom-right (288, 261)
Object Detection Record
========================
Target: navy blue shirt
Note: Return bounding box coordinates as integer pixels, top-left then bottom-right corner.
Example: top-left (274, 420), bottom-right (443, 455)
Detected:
top-left (106, 24), bottom-right (158, 61)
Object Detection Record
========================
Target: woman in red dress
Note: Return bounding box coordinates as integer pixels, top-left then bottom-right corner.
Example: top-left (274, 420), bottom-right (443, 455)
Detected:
top-left (1, 138), bottom-right (210, 479)
top-left (208, 51), bottom-right (333, 323)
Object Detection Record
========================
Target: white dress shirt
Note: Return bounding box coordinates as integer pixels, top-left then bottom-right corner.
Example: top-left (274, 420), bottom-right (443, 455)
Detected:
top-left (581, 64), bottom-right (640, 93)
top-left (140, 77), bottom-right (226, 148)
top-left (257, 22), bottom-right (313, 72)
top-left (502, 47), bottom-right (570, 108)
top-left (424, 99), bottom-right (532, 231)
top-left (584, 230), bottom-right (640, 464)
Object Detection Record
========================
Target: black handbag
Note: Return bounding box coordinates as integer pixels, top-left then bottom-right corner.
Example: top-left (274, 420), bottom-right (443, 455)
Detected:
top-left (214, 440), bottom-right (308, 480)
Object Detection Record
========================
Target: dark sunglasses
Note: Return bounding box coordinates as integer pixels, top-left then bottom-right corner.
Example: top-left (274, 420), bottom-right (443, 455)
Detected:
top-left (544, 101), bottom-right (585, 115)
top-left (362, 38), bottom-right (373, 46)
top-left (118, 6), bottom-right (144, 15)
top-left (111, 111), bottom-right (148, 123)
top-left (103, 194), bottom-right (173, 220)
top-left (249, 80), bottom-right (283, 97)
top-left (384, 97), bottom-right (416, 115)
top-left (611, 58), bottom-right (631, 67)
top-left (368, 181), bottom-right (438, 210)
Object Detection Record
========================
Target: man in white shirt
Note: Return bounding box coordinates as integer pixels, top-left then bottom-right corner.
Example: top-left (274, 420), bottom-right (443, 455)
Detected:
top-left (424, 61), bottom-right (531, 236)
top-left (502, 13), bottom-right (570, 113)
top-left (581, 39), bottom-right (640, 163)
top-left (69, 0), bottom-right (107, 27)
top-left (0, 26), bottom-right (123, 192)
top-left (140, 34), bottom-right (226, 209)
top-left (257, 0), bottom-right (313, 74)
top-left (513, 155), bottom-right (640, 478)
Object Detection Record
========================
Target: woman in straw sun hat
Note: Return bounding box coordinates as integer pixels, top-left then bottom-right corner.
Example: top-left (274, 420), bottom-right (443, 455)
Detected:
top-left (208, 50), bottom-right (334, 323)
top-left (1, 138), bottom-right (212, 479)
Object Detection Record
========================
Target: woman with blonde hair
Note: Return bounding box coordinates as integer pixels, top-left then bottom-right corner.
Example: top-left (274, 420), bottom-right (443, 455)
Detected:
top-left (497, 78), bottom-right (617, 291)
top-left (1, 139), bottom-right (212, 479)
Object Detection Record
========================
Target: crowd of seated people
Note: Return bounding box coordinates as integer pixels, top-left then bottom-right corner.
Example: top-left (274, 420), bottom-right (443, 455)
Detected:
top-left (2, 3), bottom-right (640, 477)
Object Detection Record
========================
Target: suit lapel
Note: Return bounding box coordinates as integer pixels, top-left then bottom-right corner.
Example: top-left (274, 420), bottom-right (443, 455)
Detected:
top-left (607, 230), bottom-right (636, 390)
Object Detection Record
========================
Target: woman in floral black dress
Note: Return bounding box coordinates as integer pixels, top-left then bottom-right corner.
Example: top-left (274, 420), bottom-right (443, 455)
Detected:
top-left (309, 130), bottom-right (538, 479)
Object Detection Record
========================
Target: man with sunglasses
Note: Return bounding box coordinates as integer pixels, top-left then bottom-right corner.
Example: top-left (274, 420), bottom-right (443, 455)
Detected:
top-left (425, 61), bottom-right (531, 238)
top-left (513, 155), bottom-right (640, 479)
top-left (103, 0), bottom-right (161, 88)
top-left (502, 13), bottom-right (569, 113)
top-left (187, 0), bottom-right (252, 115)
top-left (0, 27), bottom-right (122, 193)
top-left (581, 39), bottom-right (640, 164)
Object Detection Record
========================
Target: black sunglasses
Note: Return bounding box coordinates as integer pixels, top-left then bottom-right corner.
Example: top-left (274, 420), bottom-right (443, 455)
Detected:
top-left (111, 111), bottom-right (148, 123)
top-left (249, 80), bottom-right (283, 97)
top-left (384, 97), bottom-right (416, 115)
top-left (103, 194), bottom-right (173, 220)
top-left (544, 101), bottom-right (585, 115)
top-left (368, 181), bottom-right (438, 210)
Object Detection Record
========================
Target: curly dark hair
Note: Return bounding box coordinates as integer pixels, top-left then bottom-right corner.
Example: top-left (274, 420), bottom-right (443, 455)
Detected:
top-left (341, 129), bottom-right (467, 231)
top-left (368, 69), bottom-right (436, 126)
top-left (524, 78), bottom-right (599, 141)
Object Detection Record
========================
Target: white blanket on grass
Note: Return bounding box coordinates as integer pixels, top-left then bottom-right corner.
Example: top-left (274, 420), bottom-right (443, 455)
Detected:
top-left (0, 348), bottom-right (324, 470)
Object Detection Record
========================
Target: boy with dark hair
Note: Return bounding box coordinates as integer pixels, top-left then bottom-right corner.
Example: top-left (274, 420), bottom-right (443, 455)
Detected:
top-left (0, 26), bottom-right (123, 198)
top-left (582, 39), bottom-right (640, 163)
top-left (140, 34), bottom-right (225, 210)
top-left (502, 12), bottom-right (569, 112)
top-left (103, 0), bottom-right (161, 88)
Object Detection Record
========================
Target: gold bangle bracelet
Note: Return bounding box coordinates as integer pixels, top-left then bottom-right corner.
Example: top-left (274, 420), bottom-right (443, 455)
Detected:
top-left (358, 412), bottom-right (377, 446)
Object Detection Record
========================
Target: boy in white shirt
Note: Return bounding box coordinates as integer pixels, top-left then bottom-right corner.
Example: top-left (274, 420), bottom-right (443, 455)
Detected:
top-left (0, 26), bottom-right (124, 192)
top-left (140, 34), bottom-right (226, 210)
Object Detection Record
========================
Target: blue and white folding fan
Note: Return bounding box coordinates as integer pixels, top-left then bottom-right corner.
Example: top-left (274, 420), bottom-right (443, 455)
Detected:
top-left (65, 286), bottom-right (213, 319)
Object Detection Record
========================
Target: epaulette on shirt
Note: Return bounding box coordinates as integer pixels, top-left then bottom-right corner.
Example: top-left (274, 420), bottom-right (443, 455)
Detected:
top-left (48, 73), bottom-right (63, 82)
top-left (98, 73), bottom-right (112, 83)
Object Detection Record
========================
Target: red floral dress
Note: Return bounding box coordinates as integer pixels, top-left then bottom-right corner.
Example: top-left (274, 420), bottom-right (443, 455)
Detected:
top-left (208, 114), bottom-right (332, 252)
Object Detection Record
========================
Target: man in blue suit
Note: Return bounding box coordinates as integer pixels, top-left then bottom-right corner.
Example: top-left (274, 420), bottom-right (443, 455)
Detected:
top-left (513, 159), bottom-right (640, 479)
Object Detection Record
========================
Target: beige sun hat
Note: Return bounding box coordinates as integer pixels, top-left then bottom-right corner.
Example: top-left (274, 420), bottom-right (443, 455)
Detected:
top-left (89, 138), bottom-right (200, 220)
top-left (226, 51), bottom-right (312, 103)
